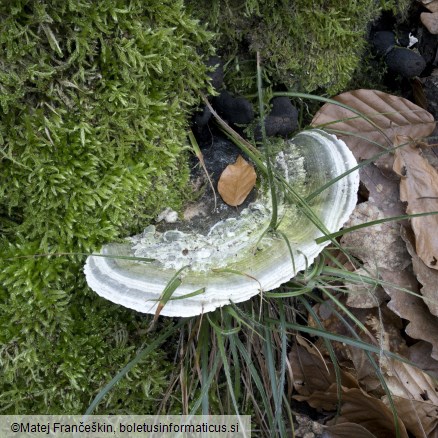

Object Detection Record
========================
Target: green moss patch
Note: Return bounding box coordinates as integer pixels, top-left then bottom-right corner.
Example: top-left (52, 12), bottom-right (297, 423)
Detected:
top-left (0, 0), bottom-right (212, 413)
top-left (188, 0), bottom-right (411, 95)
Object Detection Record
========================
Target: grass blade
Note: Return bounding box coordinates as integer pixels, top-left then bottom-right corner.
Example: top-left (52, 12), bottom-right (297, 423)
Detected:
top-left (257, 52), bottom-right (278, 230)
top-left (149, 265), bottom-right (189, 330)
top-left (188, 129), bottom-right (217, 210)
top-left (315, 211), bottom-right (438, 244)
top-left (85, 318), bottom-right (188, 415)
top-left (263, 324), bottom-right (286, 437)
top-left (211, 318), bottom-right (249, 437)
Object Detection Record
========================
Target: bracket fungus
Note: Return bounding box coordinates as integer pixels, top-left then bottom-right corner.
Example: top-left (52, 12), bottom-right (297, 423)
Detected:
top-left (84, 129), bottom-right (359, 317)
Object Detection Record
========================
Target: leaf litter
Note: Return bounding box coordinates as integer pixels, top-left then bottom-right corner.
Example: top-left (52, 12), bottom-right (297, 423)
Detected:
top-left (311, 89), bottom-right (435, 171)
top-left (393, 136), bottom-right (438, 270)
top-left (304, 297), bottom-right (438, 437)
top-left (289, 88), bottom-right (438, 436)
top-left (420, 0), bottom-right (438, 14)
top-left (290, 338), bottom-right (409, 438)
top-left (401, 226), bottom-right (438, 317)
top-left (186, 87), bottom-right (438, 435)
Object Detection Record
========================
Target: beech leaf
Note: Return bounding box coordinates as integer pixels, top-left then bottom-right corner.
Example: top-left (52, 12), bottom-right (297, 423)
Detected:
top-left (340, 202), bottom-right (411, 272)
top-left (383, 246), bottom-right (438, 361)
top-left (359, 163), bottom-right (406, 217)
top-left (380, 358), bottom-right (438, 438)
top-left (290, 342), bottom-right (409, 438)
top-left (311, 89), bottom-right (435, 169)
top-left (393, 139), bottom-right (438, 270)
top-left (419, 0), bottom-right (438, 13)
top-left (324, 423), bottom-right (378, 438)
top-left (408, 342), bottom-right (438, 380)
top-left (421, 12), bottom-right (438, 34)
top-left (325, 387), bottom-right (409, 438)
top-left (290, 340), bottom-right (359, 401)
top-left (217, 155), bottom-right (256, 207)
top-left (402, 227), bottom-right (438, 317)
top-left (344, 266), bottom-right (388, 309)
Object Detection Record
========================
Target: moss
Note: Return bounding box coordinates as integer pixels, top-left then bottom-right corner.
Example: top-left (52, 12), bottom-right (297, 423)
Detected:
top-left (0, 0), bottom-right (212, 413)
top-left (187, 0), bottom-right (412, 96)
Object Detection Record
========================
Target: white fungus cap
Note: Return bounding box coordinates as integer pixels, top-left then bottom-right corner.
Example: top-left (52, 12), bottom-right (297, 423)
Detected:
top-left (84, 130), bottom-right (359, 317)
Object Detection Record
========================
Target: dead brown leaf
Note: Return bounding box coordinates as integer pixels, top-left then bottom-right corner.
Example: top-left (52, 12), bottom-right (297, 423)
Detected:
top-left (302, 302), bottom-right (438, 437)
top-left (345, 310), bottom-right (407, 395)
top-left (217, 155), bottom-right (256, 206)
top-left (340, 202), bottom-right (411, 272)
top-left (311, 89), bottom-right (435, 170)
top-left (344, 266), bottom-right (388, 309)
top-left (324, 422), bottom-right (378, 438)
top-left (331, 160), bottom-right (438, 361)
top-left (421, 12), bottom-right (438, 34)
top-left (408, 342), bottom-right (438, 380)
top-left (324, 387), bottom-right (409, 438)
top-left (351, 312), bottom-right (405, 394)
top-left (383, 395), bottom-right (438, 438)
top-left (381, 358), bottom-right (438, 438)
top-left (308, 301), bottom-right (360, 369)
top-left (359, 163), bottom-right (405, 218)
top-left (376, 358), bottom-right (437, 406)
top-left (401, 226), bottom-right (438, 317)
top-left (290, 341), bottom-right (359, 405)
top-left (295, 302), bottom-right (438, 436)
top-left (294, 381), bottom-right (409, 438)
top-left (393, 139), bottom-right (438, 270)
top-left (310, 299), bottom-right (405, 394)
top-left (383, 263), bottom-right (438, 361)
top-left (412, 77), bottom-right (429, 110)
top-left (419, 0), bottom-right (438, 13)
top-left (289, 339), bottom-right (404, 438)
top-left (342, 164), bottom-right (410, 312)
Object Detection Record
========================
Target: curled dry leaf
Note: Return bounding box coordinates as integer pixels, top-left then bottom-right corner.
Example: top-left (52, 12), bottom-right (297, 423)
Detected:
top-left (311, 89), bottom-right (435, 170)
top-left (383, 395), bottom-right (438, 438)
top-left (324, 423), bottom-right (378, 438)
top-left (411, 77), bottom-right (428, 110)
top-left (393, 138), bottom-right (438, 270)
top-left (290, 342), bottom-right (409, 438)
top-left (217, 155), bottom-right (256, 207)
top-left (290, 340), bottom-right (359, 403)
top-left (383, 261), bottom-right (438, 361)
top-left (380, 358), bottom-right (438, 438)
top-left (325, 387), bottom-right (409, 438)
top-left (408, 342), bottom-right (438, 380)
top-left (402, 226), bottom-right (438, 317)
top-left (312, 299), bottom-right (406, 394)
top-left (301, 385), bottom-right (410, 438)
top-left (368, 294), bottom-right (438, 437)
top-left (304, 300), bottom-right (438, 437)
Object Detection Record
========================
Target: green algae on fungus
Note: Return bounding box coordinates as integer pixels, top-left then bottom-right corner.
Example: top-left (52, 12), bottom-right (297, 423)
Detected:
top-left (127, 140), bottom-right (307, 272)
top-left (0, 0), bottom-right (213, 413)
top-left (85, 130), bottom-right (359, 317)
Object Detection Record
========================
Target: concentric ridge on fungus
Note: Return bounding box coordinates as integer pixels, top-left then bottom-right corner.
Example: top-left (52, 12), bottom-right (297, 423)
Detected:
top-left (84, 129), bottom-right (359, 317)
